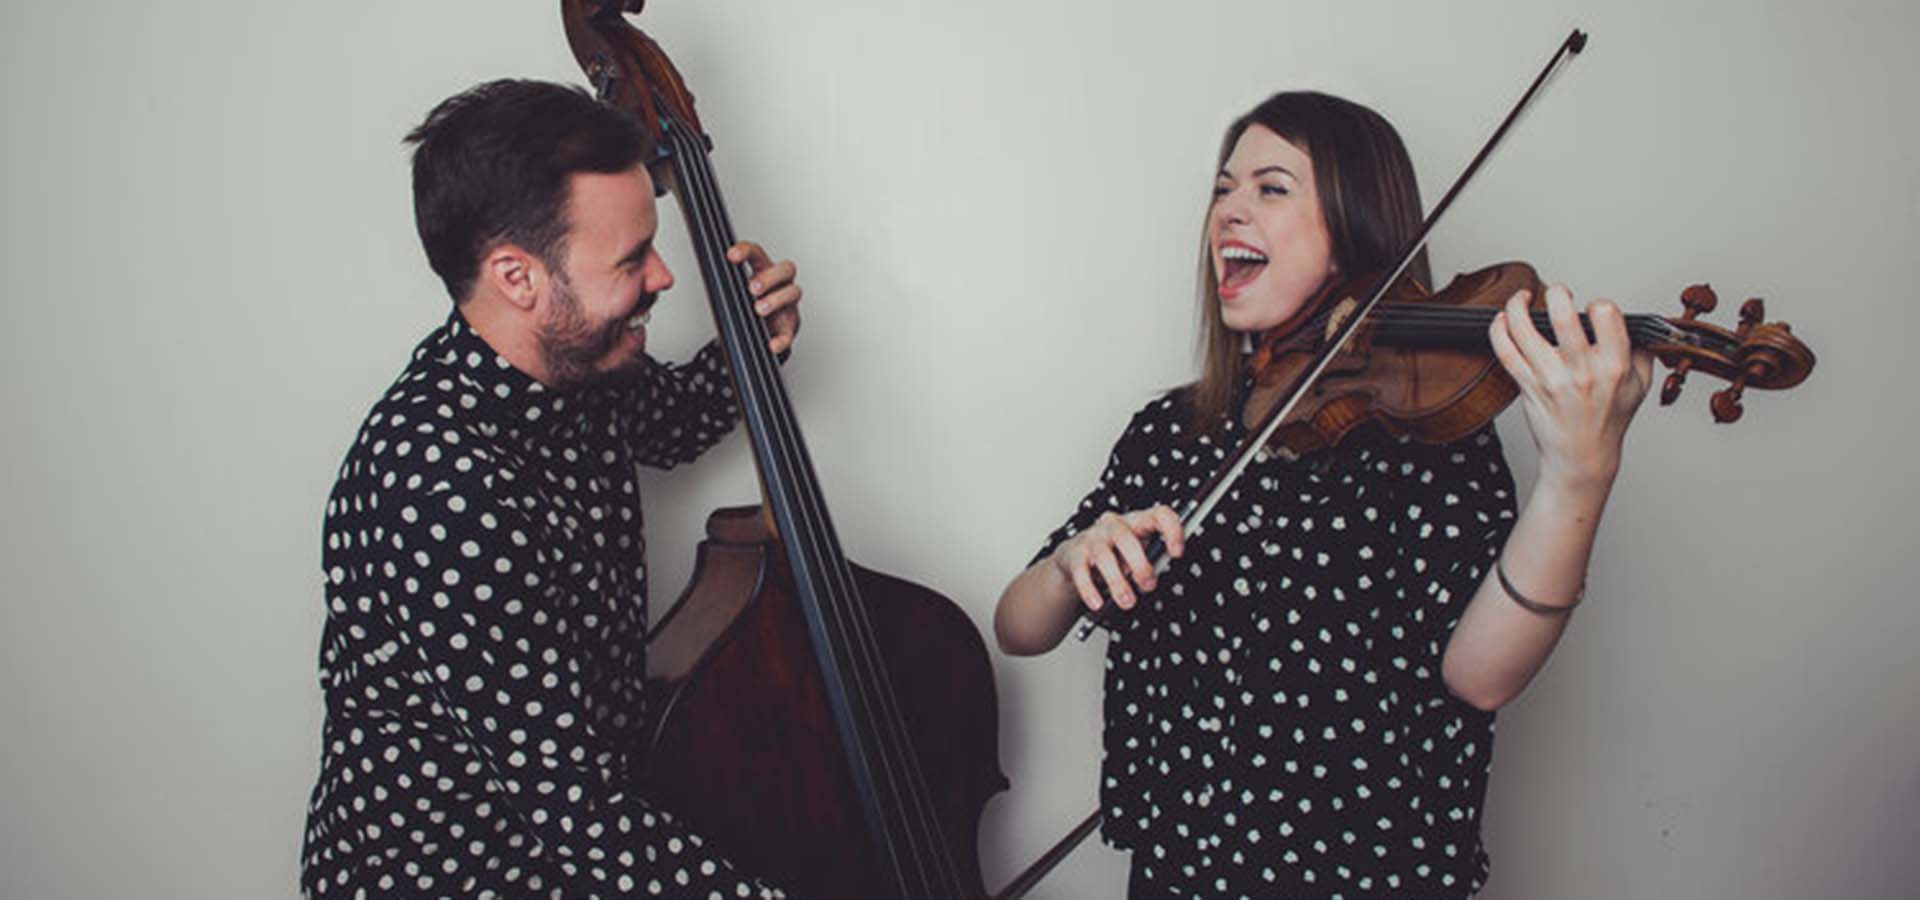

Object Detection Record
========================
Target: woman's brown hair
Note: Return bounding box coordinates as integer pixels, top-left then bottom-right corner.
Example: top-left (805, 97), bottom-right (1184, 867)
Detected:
top-left (1187, 91), bottom-right (1431, 432)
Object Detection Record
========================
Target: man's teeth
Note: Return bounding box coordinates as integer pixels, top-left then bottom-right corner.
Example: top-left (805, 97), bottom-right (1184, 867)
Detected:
top-left (1221, 246), bottom-right (1269, 263)
top-left (626, 310), bottom-right (651, 331)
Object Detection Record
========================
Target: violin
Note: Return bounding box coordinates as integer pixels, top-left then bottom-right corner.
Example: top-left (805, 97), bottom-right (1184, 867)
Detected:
top-left (558, 3), bottom-right (1006, 898)
top-left (1244, 261), bottom-right (1815, 454)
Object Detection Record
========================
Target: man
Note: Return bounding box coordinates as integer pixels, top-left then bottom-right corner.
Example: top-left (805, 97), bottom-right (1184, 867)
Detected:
top-left (301, 79), bottom-right (800, 898)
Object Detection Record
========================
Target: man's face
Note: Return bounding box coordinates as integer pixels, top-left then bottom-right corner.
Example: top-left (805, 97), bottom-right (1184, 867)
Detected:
top-left (535, 165), bottom-right (674, 389)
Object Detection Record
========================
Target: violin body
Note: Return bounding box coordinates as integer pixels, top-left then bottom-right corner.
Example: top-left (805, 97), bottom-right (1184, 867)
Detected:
top-left (644, 509), bottom-right (1006, 899)
top-left (1250, 262), bottom-right (1542, 454)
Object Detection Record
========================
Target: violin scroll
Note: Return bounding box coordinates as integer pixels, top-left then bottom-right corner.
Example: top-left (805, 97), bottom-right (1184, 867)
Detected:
top-left (1649, 286), bottom-right (1815, 423)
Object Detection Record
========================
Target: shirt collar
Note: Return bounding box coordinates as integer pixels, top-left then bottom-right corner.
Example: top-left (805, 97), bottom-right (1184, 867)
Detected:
top-left (414, 309), bottom-right (576, 436)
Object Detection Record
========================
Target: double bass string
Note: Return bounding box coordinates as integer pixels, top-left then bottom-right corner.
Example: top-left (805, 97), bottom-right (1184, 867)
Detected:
top-left (663, 121), bottom-right (966, 898)
top-left (663, 124), bottom-right (924, 890)
top-left (675, 130), bottom-right (967, 899)
top-left (669, 125), bottom-right (925, 894)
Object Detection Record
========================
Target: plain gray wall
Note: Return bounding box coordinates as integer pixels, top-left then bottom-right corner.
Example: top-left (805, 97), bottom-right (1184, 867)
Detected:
top-left (3, 1), bottom-right (1915, 897)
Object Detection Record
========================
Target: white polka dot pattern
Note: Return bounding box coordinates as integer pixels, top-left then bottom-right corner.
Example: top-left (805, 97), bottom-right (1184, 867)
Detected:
top-left (1035, 390), bottom-right (1517, 898)
top-left (302, 313), bottom-right (786, 898)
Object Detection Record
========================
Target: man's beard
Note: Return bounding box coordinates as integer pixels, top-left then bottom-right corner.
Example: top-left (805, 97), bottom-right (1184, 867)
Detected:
top-left (536, 272), bottom-right (650, 390)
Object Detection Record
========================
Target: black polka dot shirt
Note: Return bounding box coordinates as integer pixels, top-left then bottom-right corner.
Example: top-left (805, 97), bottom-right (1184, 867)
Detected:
top-left (1035, 390), bottom-right (1518, 898)
top-left (302, 312), bottom-right (786, 899)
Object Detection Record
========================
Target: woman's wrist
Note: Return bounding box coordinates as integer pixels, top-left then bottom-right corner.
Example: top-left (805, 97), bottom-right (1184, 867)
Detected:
top-left (1534, 452), bottom-right (1621, 499)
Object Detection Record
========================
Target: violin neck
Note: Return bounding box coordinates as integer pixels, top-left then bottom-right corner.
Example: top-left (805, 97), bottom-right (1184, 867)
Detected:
top-left (658, 121), bottom-right (964, 900)
top-left (1370, 303), bottom-right (1674, 350)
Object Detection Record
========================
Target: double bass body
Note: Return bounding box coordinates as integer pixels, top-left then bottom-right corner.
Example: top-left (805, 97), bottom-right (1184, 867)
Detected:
top-left (645, 507), bottom-right (1007, 899)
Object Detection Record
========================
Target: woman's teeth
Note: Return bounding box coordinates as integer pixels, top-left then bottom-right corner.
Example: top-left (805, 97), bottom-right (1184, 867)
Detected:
top-left (1220, 245), bottom-right (1269, 287)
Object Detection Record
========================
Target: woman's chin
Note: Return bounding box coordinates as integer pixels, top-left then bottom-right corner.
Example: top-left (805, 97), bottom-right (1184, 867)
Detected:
top-left (1219, 304), bottom-right (1276, 334)
top-left (1219, 293), bottom-right (1308, 335)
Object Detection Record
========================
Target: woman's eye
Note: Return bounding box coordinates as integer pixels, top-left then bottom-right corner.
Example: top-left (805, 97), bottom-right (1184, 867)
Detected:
top-left (1211, 184), bottom-right (1231, 198)
top-left (1260, 184), bottom-right (1290, 197)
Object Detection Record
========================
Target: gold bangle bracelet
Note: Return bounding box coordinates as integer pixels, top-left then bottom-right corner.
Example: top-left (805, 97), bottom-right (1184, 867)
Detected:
top-left (1495, 556), bottom-right (1583, 615)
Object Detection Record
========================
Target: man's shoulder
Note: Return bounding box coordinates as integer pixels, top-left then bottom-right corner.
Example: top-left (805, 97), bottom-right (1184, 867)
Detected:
top-left (327, 350), bottom-right (521, 528)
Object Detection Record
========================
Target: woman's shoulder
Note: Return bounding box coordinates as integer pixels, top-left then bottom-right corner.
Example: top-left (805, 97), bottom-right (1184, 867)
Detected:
top-left (1112, 385), bottom-right (1208, 446)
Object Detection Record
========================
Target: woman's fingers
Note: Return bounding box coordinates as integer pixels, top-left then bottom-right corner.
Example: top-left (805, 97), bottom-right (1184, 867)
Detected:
top-left (1067, 554), bottom-right (1105, 612)
top-left (1112, 527), bottom-right (1157, 593)
top-left (1503, 289), bottom-right (1558, 365)
top-left (1146, 504), bottom-right (1185, 559)
top-left (1488, 309), bottom-right (1537, 393)
top-left (1091, 544), bottom-right (1136, 610)
top-left (1543, 283), bottom-right (1590, 355)
top-left (1060, 506), bottom-right (1191, 614)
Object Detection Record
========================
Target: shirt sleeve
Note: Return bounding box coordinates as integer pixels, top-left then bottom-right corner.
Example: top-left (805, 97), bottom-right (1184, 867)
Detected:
top-left (360, 477), bottom-right (786, 899)
top-left (618, 341), bottom-right (744, 470)
top-left (1386, 426), bottom-right (1519, 674)
top-left (1028, 403), bottom-right (1164, 568)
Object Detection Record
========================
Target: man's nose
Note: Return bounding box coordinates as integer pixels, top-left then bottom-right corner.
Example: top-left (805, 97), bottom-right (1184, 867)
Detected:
top-left (649, 255), bottom-right (674, 293)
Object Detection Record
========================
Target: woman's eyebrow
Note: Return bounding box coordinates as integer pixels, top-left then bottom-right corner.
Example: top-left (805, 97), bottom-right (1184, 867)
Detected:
top-left (1217, 164), bottom-right (1297, 180)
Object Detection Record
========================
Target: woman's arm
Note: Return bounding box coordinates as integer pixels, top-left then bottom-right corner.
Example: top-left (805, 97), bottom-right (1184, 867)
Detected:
top-left (1440, 284), bottom-right (1654, 711)
top-left (994, 507), bottom-right (1184, 656)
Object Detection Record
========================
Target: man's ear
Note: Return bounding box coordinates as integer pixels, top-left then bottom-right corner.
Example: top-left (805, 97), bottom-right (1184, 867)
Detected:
top-left (479, 244), bottom-right (544, 312)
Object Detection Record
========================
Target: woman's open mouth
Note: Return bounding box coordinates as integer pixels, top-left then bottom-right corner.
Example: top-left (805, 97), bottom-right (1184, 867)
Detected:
top-left (1217, 242), bottom-right (1269, 298)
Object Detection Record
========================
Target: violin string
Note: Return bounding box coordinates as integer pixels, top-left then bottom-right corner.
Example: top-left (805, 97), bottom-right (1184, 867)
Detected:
top-left (668, 123), bottom-right (962, 897)
top-left (1368, 305), bottom-right (1675, 348)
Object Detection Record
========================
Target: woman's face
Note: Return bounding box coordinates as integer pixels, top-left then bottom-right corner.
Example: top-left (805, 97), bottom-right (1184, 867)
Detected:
top-left (1209, 124), bottom-right (1337, 333)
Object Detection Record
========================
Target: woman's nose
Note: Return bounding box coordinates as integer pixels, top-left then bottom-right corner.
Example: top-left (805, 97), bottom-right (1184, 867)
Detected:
top-left (1213, 189), bottom-right (1250, 227)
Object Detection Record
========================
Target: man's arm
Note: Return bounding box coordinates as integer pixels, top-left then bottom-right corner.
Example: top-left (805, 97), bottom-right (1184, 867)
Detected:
top-left (342, 481), bottom-right (786, 897)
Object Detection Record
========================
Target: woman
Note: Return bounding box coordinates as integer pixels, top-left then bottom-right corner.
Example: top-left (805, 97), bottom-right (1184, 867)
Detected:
top-left (994, 91), bottom-right (1652, 897)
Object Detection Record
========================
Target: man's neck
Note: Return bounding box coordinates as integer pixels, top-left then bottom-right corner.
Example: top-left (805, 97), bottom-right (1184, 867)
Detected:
top-left (458, 294), bottom-right (553, 386)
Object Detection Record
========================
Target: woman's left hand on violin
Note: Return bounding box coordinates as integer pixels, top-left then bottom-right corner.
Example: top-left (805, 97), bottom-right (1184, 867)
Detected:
top-left (728, 240), bottom-right (802, 355)
top-left (1489, 284), bottom-right (1654, 488)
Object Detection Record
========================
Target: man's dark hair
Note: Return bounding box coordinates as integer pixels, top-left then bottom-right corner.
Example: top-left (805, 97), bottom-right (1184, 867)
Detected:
top-left (404, 79), bottom-right (654, 302)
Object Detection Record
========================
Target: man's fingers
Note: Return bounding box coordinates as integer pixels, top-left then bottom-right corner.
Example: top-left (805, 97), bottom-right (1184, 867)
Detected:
top-left (747, 259), bottom-right (797, 297)
top-left (754, 283), bottom-right (802, 316)
top-left (725, 240), bottom-right (771, 270)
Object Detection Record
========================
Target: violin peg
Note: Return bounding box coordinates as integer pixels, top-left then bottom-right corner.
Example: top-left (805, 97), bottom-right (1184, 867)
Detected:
top-left (1738, 297), bottom-right (1765, 331)
top-left (1711, 380), bottom-right (1746, 423)
top-left (1679, 284), bottom-right (1718, 320)
top-left (1661, 371), bottom-right (1686, 406)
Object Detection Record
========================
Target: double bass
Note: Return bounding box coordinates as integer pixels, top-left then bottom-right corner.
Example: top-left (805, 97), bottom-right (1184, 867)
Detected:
top-left (559, 3), bottom-right (1006, 897)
